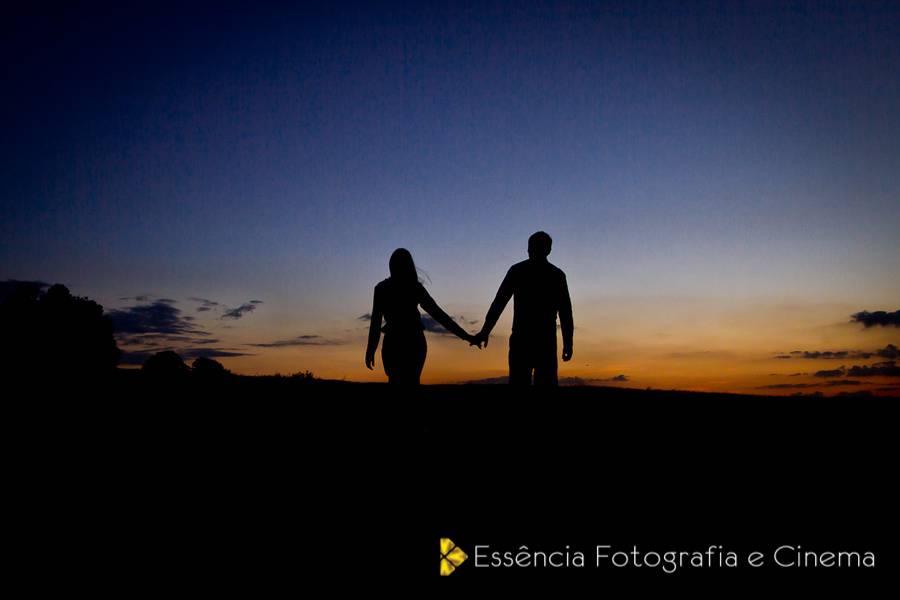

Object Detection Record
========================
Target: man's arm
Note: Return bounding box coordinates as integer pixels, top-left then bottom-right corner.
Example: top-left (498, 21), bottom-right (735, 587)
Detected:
top-left (365, 287), bottom-right (383, 369)
top-left (559, 272), bottom-right (573, 361)
top-left (477, 269), bottom-right (515, 344)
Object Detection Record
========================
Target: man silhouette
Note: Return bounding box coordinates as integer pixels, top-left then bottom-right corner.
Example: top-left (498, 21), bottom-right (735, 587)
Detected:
top-left (474, 231), bottom-right (573, 386)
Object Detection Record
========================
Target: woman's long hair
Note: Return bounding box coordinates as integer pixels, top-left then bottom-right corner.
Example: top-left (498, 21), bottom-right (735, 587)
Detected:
top-left (389, 248), bottom-right (419, 285)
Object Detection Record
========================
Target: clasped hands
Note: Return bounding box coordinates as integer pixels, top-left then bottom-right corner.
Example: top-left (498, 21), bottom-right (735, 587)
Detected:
top-left (465, 330), bottom-right (488, 349)
top-left (464, 330), bottom-right (573, 361)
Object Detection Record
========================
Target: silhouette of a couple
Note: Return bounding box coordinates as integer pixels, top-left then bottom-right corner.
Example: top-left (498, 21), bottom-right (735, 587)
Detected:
top-left (365, 231), bottom-right (574, 386)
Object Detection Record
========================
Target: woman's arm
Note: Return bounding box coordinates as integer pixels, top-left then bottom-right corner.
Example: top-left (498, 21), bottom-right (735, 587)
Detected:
top-left (418, 286), bottom-right (474, 343)
top-left (365, 287), bottom-right (383, 369)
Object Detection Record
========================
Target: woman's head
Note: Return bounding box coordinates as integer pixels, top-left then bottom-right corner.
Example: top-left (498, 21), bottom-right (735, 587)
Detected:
top-left (389, 248), bottom-right (418, 284)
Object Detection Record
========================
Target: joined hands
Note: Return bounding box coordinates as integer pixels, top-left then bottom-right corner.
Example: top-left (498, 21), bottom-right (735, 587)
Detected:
top-left (466, 331), bottom-right (488, 349)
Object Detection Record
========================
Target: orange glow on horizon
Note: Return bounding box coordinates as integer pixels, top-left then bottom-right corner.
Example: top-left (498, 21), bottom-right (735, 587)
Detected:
top-left (116, 297), bottom-right (898, 397)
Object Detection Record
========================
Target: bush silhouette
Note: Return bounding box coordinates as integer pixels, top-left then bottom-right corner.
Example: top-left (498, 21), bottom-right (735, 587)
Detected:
top-left (142, 351), bottom-right (190, 378)
top-left (0, 280), bottom-right (119, 378)
top-left (192, 357), bottom-right (230, 379)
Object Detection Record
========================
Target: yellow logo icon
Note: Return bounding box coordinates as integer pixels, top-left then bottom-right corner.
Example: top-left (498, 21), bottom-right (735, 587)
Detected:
top-left (440, 538), bottom-right (468, 576)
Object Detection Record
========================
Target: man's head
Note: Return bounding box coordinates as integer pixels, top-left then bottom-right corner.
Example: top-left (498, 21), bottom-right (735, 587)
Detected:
top-left (527, 231), bottom-right (552, 259)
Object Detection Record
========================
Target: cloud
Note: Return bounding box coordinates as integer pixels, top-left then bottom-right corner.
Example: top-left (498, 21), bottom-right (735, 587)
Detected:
top-left (593, 374), bottom-right (629, 382)
top-left (845, 361), bottom-right (900, 378)
top-left (758, 383), bottom-right (817, 389)
top-left (559, 376), bottom-right (630, 386)
top-left (108, 299), bottom-right (207, 336)
top-left (774, 345), bottom-right (897, 360)
top-left (559, 377), bottom-right (592, 385)
top-left (758, 380), bottom-right (863, 389)
top-left (358, 312), bottom-right (477, 331)
top-left (119, 347), bottom-right (253, 365)
top-left (460, 375), bottom-right (628, 385)
top-left (567, 374), bottom-right (632, 384)
top-left (791, 350), bottom-right (858, 359)
top-left (248, 334), bottom-right (344, 348)
top-left (117, 334), bottom-right (220, 347)
top-left (851, 310), bottom-right (900, 328)
top-left (665, 350), bottom-right (737, 359)
top-left (876, 344), bottom-right (899, 359)
top-left (420, 315), bottom-right (451, 335)
top-left (110, 294), bottom-right (265, 365)
top-left (834, 390), bottom-right (874, 398)
top-left (461, 376), bottom-right (590, 385)
top-left (188, 297), bottom-right (220, 312)
top-left (809, 360), bottom-right (900, 379)
top-left (180, 348), bottom-right (254, 359)
top-left (222, 301), bottom-right (262, 320)
top-left (756, 383), bottom-right (819, 390)
top-left (462, 376), bottom-right (509, 384)
top-left (813, 367), bottom-right (846, 378)
top-left (421, 314), bottom-right (478, 336)
top-left (186, 296), bottom-right (260, 316)
top-left (108, 296), bottom-right (248, 364)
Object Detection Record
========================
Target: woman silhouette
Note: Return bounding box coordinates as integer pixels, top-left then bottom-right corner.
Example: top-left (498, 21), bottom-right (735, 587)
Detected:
top-left (365, 248), bottom-right (477, 384)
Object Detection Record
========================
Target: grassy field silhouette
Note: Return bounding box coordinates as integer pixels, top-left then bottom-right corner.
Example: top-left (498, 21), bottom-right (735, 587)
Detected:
top-left (10, 370), bottom-right (895, 589)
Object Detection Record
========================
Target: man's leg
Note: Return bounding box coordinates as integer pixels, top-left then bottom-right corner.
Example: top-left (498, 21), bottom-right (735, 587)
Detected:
top-left (533, 338), bottom-right (558, 386)
top-left (508, 337), bottom-right (532, 385)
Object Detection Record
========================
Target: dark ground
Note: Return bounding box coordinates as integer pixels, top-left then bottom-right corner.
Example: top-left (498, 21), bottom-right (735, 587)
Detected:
top-left (9, 371), bottom-right (897, 592)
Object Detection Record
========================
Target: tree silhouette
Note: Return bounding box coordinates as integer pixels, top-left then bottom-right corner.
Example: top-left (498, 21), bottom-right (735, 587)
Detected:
top-left (192, 356), bottom-right (230, 379)
top-left (141, 351), bottom-right (190, 378)
top-left (0, 281), bottom-right (119, 378)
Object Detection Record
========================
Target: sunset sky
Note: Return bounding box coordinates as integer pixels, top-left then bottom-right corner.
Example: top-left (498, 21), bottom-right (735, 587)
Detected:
top-left (2, 2), bottom-right (898, 395)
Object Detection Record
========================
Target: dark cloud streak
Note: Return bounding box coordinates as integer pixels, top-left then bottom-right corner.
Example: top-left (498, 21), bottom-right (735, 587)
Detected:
top-left (108, 300), bottom-right (206, 336)
top-left (758, 380), bottom-right (863, 389)
top-left (222, 301), bottom-right (262, 320)
top-left (846, 361), bottom-right (900, 378)
top-left (248, 334), bottom-right (344, 348)
top-left (813, 367), bottom-right (846, 378)
top-left (851, 310), bottom-right (900, 328)
top-left (775, 344), bottom-right (898, 360)
top-left (421, 314), bottom-right (478, 336)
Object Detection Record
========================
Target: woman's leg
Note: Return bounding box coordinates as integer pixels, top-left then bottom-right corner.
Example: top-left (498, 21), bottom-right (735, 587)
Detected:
top-left (381, 334), bottom-right (397, 382)
top-left (382, 332), bottom-right (427, 385)
top-left (412, 331), bottom-right (427, 385)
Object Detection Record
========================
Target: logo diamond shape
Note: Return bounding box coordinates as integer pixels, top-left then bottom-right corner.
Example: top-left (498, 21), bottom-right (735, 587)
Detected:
top-left (440, 538), bottom-right (468, 576)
